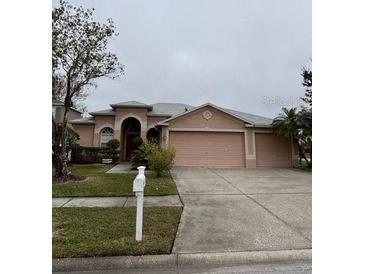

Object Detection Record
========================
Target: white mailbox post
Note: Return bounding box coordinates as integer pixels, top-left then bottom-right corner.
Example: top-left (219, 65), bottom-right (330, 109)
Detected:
top-left (133, 166), bottom-right (146, 242)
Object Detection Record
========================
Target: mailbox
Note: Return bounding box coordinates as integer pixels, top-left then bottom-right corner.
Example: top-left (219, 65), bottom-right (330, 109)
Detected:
top-left (133, 176), bottom-right (145, 192)
top-left (132, 166), bottom-right (146, 242)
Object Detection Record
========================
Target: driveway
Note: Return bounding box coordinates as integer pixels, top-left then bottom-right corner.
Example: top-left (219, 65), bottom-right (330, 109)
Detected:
top-left (171, 167), bottom-right (312, 254)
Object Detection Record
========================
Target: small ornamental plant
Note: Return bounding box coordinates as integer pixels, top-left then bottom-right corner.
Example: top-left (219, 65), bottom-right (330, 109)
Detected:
top-left (106, 139), bottom-right (120, 163)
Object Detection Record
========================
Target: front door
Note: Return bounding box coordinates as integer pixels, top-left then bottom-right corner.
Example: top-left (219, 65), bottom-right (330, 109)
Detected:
top-left (125, 134), bottom-right (139, 160)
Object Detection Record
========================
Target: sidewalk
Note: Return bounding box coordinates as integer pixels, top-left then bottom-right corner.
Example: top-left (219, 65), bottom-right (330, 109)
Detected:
top-left (52, 195), bottom-right (182, 208)
top-left (106, 162), bottom-right (152, 174)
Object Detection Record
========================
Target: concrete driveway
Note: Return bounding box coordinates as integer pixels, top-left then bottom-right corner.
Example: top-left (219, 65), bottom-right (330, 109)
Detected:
top-left (171, 167), bottom-right (312, 254)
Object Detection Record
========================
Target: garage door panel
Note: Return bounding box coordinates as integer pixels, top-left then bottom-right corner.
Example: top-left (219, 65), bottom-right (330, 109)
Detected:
top-left (169, 132), bottom-right (245, 167)
top-left (255, 133), bottom-right (291, 168)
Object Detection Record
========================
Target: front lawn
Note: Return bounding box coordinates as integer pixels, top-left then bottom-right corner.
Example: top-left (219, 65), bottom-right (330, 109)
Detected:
top-left (52, 164), bottom-right (178, 197)
top-left (52, 207), bottom-right (182, 257)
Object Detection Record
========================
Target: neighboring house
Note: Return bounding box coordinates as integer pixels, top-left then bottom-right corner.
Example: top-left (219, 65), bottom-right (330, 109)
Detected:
top-left (69, 101), bottom-right (299, 168)
top-left (52, 98), bottom-right (82, 124)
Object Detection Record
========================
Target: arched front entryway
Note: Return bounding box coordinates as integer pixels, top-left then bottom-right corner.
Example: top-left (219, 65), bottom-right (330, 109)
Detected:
top-left (121, 117), bottom-right (141, 161)
top-left (147, 127), bottom-right (160, 144)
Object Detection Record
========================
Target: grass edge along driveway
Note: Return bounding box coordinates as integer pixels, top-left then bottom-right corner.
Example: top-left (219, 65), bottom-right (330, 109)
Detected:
top-left (53, 207), bottom-right (183, 258)
top-left (52, 164), bottom-right (178, 197)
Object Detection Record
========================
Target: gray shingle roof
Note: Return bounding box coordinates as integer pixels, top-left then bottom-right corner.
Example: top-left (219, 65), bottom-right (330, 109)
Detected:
top-left (148, 103), bottom-right (194, 117)
top-left (110, 101), bottom-right (152, 109)
top-left (223, 108), bottom-right (273, 125)
top-left (89, 108), bottom-right (115, 116)
top-left (69, 117), bottom-right (95, 124)
top-left (84, 100), bottom-right (272, 126)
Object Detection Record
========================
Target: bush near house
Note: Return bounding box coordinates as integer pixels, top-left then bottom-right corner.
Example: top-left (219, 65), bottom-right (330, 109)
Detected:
top-left (147, 143), bottom-right (176, 177)
top-left (106, 139), bottom-right (120, 164)
top-left (132, 141), bottom-right (176, 177)
top-left (71, 145), bottom-right (121, 164)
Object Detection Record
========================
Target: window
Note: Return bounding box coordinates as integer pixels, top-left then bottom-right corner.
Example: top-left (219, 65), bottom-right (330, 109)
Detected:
top-left (100, 127), bottom-right (114, 147)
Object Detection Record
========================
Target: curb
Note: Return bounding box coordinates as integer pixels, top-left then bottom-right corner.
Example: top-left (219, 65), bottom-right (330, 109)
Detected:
top-left (53, 249), bottom-right (311, 272)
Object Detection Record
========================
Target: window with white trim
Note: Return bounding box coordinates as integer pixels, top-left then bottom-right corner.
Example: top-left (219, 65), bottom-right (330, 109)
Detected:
top-left (100, 127), bottom-right (114, 147)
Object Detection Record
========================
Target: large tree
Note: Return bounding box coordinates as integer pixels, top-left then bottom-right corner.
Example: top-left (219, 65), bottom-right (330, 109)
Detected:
top-left (52, 0), bottom-right (123, 179)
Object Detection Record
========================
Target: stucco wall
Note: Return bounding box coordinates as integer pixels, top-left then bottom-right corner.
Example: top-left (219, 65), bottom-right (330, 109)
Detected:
top-left (114, 108), bottom-right (148, 141)
top-left (93, 116), bottom-right (116, 147)
top-left (168, 106), bottom-right (245, 130)
top-left (73, 124), bottom-right (95, 147)
top-left (147, 116), bottom-right (167, 129)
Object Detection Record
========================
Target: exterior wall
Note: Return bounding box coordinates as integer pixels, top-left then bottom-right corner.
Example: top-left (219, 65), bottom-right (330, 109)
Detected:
top-left (160, 126), bottom-right (169, 148)
top-left (113, 108), bottom-right (148, 142)
top-left (147, 116), bottom-right (167, 129)
top-left (168, 106), bottom-right (245, 130)
top-left (73, 124), bottom-right (95, 147)
top-left (245, 129), bottom-right (257, 168)
top-left (93, 116), bottom-right (116, 147)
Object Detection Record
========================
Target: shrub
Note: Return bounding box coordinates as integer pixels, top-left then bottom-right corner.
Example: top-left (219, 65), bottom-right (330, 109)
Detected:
top-left (71, 146), bottom-right (120, 164)
top-left (107, 139), bottom-right (120, 163)
top-left (106, 139), bottom-right (120, 150)
top-left (132, 136), bottom-right (143, 148)
top-left (145, 142), bottom-right (175, 177)
top-left (131, 145), bottom-right (149, 169)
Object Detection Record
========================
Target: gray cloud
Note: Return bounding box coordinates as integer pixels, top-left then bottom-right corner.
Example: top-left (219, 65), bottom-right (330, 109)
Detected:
top-left (54, 0), bottom-right (311, 118)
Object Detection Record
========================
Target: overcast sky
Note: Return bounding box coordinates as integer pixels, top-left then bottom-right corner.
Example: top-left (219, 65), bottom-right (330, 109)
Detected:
top-left (53, 0), bottom-right (311, 118)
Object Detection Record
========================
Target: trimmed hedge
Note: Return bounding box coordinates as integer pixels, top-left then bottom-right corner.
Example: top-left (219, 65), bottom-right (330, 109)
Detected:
top-left (71, 146), bottom-right (121, 164)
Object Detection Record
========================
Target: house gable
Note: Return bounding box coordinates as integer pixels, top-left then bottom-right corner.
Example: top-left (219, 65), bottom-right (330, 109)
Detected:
top-left (167, 105), bottom-right (247, 130)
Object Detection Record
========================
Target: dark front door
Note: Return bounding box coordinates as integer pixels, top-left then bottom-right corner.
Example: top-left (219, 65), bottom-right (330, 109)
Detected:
top-left (126, 134), bottom-right (139, 160)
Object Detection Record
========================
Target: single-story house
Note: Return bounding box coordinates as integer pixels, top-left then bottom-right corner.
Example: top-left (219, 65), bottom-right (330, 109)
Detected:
top-left (69, 101), bottom-right (299, 168)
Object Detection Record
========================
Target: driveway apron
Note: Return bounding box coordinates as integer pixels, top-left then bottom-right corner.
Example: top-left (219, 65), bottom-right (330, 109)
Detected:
top-left (171, 167), bottom-right (312, 254)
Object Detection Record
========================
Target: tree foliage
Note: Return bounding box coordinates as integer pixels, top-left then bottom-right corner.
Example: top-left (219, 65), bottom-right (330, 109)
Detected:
top-left (301, 66), bottom-right (312, 106)
top-left (52, 0), bottom-right (123, 178)
top-left (271, 64), bottom-right (312, 168)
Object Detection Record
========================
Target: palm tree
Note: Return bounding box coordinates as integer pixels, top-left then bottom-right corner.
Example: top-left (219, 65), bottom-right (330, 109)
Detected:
top-left (271, 107), bottom-right (311, 167)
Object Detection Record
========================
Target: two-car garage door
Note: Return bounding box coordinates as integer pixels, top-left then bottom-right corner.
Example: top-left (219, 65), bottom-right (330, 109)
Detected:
top-left (169, 131), bottom-right (292, 168)
top-left (169, 131), bottom-right (245, 167)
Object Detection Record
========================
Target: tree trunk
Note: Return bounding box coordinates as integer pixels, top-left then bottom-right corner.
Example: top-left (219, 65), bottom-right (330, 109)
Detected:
top-left (52, 122), bottom-right (69, 179)
top-left (53, 72), bottom-right (72, 180)
top-left (297, 141), bottom-right (310, 168)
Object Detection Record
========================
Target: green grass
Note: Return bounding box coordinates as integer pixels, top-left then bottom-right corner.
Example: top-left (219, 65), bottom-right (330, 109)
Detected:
top-left (52, 164), bottom-right (178, 197)
top-left (53, 207), bottom-right (182, 258)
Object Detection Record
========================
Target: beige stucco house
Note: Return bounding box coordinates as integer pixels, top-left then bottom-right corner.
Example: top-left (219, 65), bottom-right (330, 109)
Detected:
top-left (70, 101), bottom-right (299, 168)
